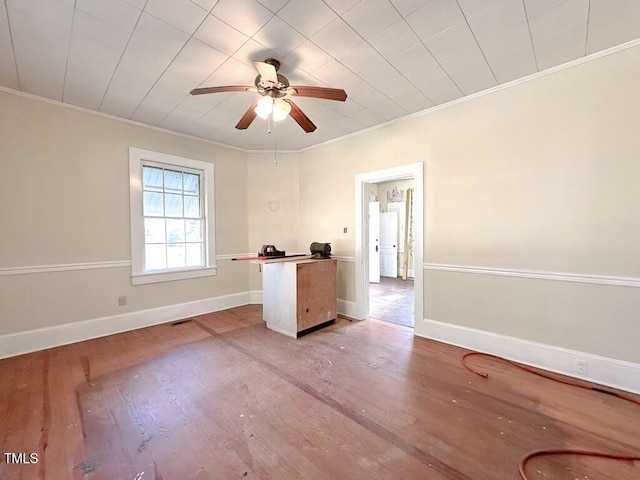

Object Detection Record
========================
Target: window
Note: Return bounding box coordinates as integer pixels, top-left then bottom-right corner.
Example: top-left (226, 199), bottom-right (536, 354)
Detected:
top-left (129, 148), bottom-right (216, 285)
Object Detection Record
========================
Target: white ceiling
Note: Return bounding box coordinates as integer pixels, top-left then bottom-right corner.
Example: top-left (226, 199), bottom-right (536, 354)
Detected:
top-left (1, 0), bottom-right (640, 151)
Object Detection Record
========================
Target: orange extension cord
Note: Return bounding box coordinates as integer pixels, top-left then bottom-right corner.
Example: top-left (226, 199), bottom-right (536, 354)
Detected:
top-left (461, 352), bottom-right (640, 479)
top-left (518, 450), bottom-right (640, 479)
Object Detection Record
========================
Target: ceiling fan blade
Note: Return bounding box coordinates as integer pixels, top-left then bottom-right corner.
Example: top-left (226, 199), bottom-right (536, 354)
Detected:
top-left (190, 85), bottom-right (254, 95)
top-left (235, 100), bottom-right (259, 130)
top-left (290, 86), bottom-right (347, 102)
top-left (254, 61), bottom-right (278, 84)
top-left (284, 99), bottom-right (316, 133)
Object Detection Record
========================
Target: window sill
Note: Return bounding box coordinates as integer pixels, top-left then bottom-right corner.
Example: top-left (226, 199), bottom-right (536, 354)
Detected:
top-left (131, 266), bottom-right (217, 285)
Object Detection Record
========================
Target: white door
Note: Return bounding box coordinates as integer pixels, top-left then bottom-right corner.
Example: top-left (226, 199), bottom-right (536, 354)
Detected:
top-left (380, 212), bottom-right (398, 277)
top-left (387, 202), bottom-right (406, 254)
top-left (369, 201), bottom-right (380, 283)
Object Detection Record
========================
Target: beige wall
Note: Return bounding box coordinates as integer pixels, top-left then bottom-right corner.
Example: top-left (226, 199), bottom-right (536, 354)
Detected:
top-left (418, 46), bottom-right (640, 363)
top-left (425, 270), bottom-right (640, 361)
top-left (247, 152), bottom-right (300, 292)
top-left (292, 45), bottom-right (640, 363)
top-left (423, 51), bottom-right (640, 276)
top-left (297, 121), bottom-right (424, 260)
top-left (0, 91), bottom-right (250, 336)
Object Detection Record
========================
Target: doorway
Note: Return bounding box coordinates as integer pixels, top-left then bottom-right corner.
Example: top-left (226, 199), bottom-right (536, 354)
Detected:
top-left (369, 276), bottom-right (414, 327)
top-left (368, 180), bottom-right (415, 327)
top-left (354, 163), bottom-right (424, 332)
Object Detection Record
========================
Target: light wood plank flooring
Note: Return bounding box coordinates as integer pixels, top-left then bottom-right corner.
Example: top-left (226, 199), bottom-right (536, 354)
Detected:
top-left (0, 305), bottom-right (638, 479)
top-left (369, 276), bottom-right (414, 327)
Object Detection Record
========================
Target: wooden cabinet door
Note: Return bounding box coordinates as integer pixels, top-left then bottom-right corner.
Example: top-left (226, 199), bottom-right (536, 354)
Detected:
top-left (296, 260), bottom-right (337, 332)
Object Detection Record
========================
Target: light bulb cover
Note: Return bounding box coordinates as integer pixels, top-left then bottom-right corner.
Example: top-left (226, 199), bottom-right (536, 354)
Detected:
top-left (273, 98), bottom-right (291, 122)
top-left (254, 97), bottom-right (273, 119)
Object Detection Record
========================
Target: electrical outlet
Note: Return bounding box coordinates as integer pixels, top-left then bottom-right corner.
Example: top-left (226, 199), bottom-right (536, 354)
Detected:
top-left (118, 296), bottom-right (127, 307)
top-left (343, 227), bottom-right (348, 234)
top-left (575, 359), bottom-right (588, 375)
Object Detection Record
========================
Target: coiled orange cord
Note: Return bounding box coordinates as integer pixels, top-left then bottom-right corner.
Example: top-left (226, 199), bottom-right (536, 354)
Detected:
top-left (518, 449), bottom-right (640, 479)
top-left (461, 352), bottom-right (640, 479)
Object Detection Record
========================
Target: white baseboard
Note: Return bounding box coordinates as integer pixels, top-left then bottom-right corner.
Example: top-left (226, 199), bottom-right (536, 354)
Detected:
top-left (0, 291), bottom-right (252, 360)
top-left (249, 290), bottom-right (263, 304)
top-left (418, 318), bottom-right (640, 395)
top-left (396, 268), bottom-right (415, 278)
top-left (338, 299), bottom-right (358, 319)
top-left (0, 292), bottom-right (359, 359)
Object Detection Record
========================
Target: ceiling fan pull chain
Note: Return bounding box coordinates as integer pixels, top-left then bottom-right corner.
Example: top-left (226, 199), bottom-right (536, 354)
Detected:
top-left (274, 118), bottom-right (278, 165)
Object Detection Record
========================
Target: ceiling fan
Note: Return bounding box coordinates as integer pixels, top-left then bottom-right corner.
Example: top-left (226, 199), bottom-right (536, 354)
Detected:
top-left (190, 58), bottom-right (347, 133)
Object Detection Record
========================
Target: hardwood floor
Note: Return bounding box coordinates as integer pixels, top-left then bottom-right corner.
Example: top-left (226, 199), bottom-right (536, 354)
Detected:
top-left (369, 276), bottom-right (414, 327)
top-left (1, 305), bottom-right (638, 479)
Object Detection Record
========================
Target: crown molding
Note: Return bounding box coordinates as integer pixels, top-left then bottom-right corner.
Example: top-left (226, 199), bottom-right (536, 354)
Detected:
top-left (294, 37), bottom-right (640, 153)
top-left (0, 85), bottom-right (247, 153)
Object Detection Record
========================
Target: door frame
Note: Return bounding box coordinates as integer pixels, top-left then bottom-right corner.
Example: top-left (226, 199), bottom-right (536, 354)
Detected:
top-left (354, 162), bottom-right (424, 330)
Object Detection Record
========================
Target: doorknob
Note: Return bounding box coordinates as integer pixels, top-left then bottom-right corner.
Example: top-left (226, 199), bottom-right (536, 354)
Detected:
top-left (375, 245), bottom-right (378, 252)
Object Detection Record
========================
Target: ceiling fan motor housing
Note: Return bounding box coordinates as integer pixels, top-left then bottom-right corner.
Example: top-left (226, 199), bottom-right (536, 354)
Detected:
top-left (254, 74), bottom-right (290, 98)
top-left (264, 58), bottom-right (281, 71)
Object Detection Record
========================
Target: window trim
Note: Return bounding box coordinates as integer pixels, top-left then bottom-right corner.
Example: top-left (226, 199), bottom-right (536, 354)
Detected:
top-left (129, 147), bottom-right (216, 285)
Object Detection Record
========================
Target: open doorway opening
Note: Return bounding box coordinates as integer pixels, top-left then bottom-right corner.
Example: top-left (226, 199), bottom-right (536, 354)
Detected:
top-left (354, 163), bottom-right (423, 332)
top-left (368, 180), bottom-right (415, 327)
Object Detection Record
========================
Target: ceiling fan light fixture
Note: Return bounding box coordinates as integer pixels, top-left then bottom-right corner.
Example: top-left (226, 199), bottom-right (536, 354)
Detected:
top-left (254, 96), bottom-right (273, 119)
top-left (255, 96), bottom-right (291, 122)
top-left (272, 98), bottom-right (291, 121)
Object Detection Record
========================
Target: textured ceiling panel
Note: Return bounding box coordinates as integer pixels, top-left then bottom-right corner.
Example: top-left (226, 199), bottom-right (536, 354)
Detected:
top-left (1, 0), bottom-right (639, 151)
